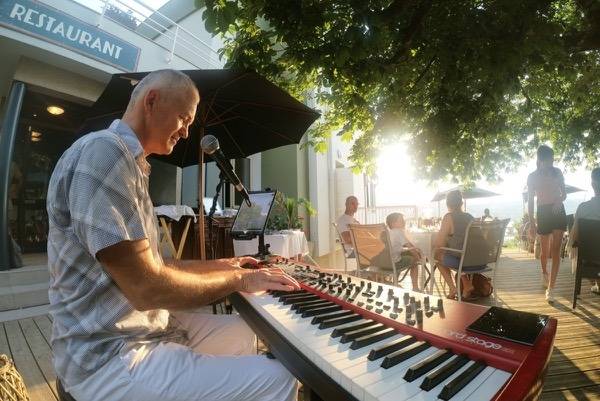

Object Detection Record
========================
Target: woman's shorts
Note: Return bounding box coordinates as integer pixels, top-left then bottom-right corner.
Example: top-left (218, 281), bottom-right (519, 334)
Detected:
top-left (442, 254), bottom-right (486, 272)
top-left (536, 203), bottom-right (567, 235)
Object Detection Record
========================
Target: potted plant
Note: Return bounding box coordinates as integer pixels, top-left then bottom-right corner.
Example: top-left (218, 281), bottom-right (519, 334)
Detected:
top-left (267, 192), bottom-right (316, 231)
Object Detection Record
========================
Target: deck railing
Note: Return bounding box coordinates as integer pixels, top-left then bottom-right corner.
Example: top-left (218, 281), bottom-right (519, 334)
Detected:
top-left (356, 205), bottom-right (419, 225)
top-left (94, 0), bottom-right (221, 69)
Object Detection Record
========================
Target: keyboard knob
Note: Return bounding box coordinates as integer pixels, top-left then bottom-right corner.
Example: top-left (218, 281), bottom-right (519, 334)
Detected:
top-left (367, 282), bottom-right (372, 290)
top-left (410, 296), bottom-right (416, 304)
top-left (360, 281), bottom-right (365, 288)
top-left (437, 298), bottom-right (444, 310)
top-left (347, 277), bottom-right (351, 284)
top-left (424, 296), bottom-right (430, 308)
top-left (403, 293), bottom-right (410, 305)
top-left (416, 309), bottom-right (423, 323)
top-left (345, 288), bottom-right (352, 296)
top-left (415, 300), bottom-right (422, 309)
top-left (377, 285), bottom-right (383, 292)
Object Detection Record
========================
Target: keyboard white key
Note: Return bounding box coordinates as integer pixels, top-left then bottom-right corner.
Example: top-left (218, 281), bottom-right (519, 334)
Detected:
top-left (363, 355), bottom-right (460, 401)
top-left (241, 291), bottom-right (513, 401)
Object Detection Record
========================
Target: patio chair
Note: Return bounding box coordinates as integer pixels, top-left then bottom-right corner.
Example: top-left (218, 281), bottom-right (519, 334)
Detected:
top-left (560, 214), bottom-right (575, 260)
top-left (572, 218), bottom-right (600, 309)
top-left (437, 219), bottom-right (510, 303)
top-left (332, 222), bottom-right (355, 274)
top-left (348, 223), bottom-right (411, 286)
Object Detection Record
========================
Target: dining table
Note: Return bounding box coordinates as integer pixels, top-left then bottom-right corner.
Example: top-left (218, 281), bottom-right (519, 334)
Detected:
top-left (233, 230), bottom-right (309, 259)
top-left (408, 229), bottom-right (438, 292)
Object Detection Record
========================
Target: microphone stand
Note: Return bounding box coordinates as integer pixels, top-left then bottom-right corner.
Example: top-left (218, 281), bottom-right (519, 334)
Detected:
top-left (208, 172), bottom-right (227, 259)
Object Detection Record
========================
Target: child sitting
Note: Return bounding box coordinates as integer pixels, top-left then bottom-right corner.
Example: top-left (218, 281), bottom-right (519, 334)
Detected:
top-left (386, 213), bottom-right (422, 291)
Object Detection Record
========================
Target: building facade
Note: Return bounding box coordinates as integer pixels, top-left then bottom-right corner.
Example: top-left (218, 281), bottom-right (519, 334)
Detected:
top-left (0, 0), bottom-right (365, 271)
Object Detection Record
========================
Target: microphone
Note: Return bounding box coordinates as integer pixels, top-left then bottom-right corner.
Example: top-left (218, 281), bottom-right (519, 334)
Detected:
top-left (200, 135), bottom-right (251, 206)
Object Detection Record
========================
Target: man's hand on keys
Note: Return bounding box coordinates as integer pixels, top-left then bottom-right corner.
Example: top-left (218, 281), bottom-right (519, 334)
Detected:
top-left (240, 267), bottom-right (300, 293)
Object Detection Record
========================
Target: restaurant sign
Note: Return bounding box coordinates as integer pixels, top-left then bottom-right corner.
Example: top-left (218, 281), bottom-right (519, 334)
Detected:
top-left (0, 0), bottom-right (140, 71)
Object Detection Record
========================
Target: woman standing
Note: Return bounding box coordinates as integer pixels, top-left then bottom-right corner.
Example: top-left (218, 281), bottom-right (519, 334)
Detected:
top-left (527, 145), bottom-right (567, 302)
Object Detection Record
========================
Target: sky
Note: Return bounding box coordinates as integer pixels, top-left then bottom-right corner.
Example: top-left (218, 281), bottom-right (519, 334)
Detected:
top-left (375, 141), bottom-right (593, 219)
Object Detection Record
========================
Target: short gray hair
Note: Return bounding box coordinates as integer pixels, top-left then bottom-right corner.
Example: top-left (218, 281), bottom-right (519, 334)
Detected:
top-left (130, 69), bottom-right (198, 103)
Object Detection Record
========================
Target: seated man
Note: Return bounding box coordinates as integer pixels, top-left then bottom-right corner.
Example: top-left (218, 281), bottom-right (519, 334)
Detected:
top-left (569, 167), bottom-right (600, 294)
top-left (47, 69), bottom-right (299, 401)
top-left (481, 208), bottom-right (493, 221)
top-left (386, 213), bottom-right (420, 291)
top-left (336, 195), bottom-right (359, 257)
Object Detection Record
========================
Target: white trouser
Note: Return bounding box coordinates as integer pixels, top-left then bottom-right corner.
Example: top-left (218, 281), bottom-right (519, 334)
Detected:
top-left (68, 312), bottom-right (298, 401)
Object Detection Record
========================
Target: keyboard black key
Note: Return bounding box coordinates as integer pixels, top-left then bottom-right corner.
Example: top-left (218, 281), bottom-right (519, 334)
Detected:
top-left (290, 299), bottom-right (328, 310)
top-left (301, 305), bottom-right (342, 317)
top-left (271, 289), bottom-right (300, 296)
top-left (311, 310), bottom-right (354, 324)
top-left (283, 295), bottom-right (320, 305)
top-left (340, 323), bottom-right (386, 344)
top-left (404, 349), bottom-right (454, 382)
top-left (295, 301), bottom-right (332, 313)
top-left (368, 335), bottom-right (417, 361)
top-left (420, 355), bottom-right (470, 391)
top-left (331, 320), bottom-right (376, 338)
top-left (438, 361), bottom-right (486, 400)
top-left (381, 341), bottom-right (430, 369)
top-left (278, 291), bottom-right (309, 300)
top-left (350, 328), bottom-right (397, 350)
top-left (318, 314), bottom-right (362, 329)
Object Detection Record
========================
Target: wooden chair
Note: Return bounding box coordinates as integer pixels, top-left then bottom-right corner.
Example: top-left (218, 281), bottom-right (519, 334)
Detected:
top-left (348, 223), bottom-right (411, 286)
top-left (572, 218), bottom-right (600, 309)
top-left (332, 222), bottom-right (355, 274)
top-left (438, 219), bottom-right (510, 303)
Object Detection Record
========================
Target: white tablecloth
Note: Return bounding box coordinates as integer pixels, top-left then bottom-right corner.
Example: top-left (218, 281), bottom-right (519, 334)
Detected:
top-left (233, 230), bottom-right (309, 258)
top-left (408, 231), bottom-right (437, 291)
top-left (154, 205), bottom-right (197, 222)
top-left (409, 231), bottom-right (437, 261)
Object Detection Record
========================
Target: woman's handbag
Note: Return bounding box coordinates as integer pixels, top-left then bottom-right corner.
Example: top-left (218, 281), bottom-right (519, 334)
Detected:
top-left (0, 354), bottom-right (30, 401)
top-left (472, 273), bottom-right (493, 297)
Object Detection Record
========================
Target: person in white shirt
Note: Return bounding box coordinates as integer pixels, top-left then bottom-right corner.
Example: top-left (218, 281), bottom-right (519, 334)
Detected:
top-left (570, 167), bottom-right (600, 294)
top-left (336, 196), bottom-right (359, 256)
top-left (481, 208), bottom-right (493, 221)
top-left (386, 213), bottom-right (421, 291)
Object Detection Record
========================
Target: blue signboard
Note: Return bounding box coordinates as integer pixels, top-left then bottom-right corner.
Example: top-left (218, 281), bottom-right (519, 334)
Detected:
top-left (0, 0), bottom-right (140, 71)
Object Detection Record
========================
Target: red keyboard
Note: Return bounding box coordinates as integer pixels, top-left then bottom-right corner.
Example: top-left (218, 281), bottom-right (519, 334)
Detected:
top-left (231, 259), bottom-right (556, 401)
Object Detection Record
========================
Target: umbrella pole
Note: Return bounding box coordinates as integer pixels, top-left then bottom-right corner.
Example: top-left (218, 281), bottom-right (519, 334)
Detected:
top-left (198, 105), bottom-right (207, 260)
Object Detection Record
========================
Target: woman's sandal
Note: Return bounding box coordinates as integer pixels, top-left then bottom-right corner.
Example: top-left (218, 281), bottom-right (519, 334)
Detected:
top-left (461, 290), bottom-right (479, 302)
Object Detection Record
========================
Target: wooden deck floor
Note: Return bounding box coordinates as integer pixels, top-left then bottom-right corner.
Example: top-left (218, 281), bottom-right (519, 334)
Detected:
top-left (0, 248), bottom-right (598, 400)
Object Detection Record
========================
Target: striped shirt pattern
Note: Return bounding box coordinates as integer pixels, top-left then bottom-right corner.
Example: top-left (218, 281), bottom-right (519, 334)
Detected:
top-left (47, 120), bottom-right (170, 387)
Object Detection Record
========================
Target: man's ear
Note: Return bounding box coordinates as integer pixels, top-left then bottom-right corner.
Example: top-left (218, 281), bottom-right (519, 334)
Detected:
top-left (144, 89), bottom-right (159, 114)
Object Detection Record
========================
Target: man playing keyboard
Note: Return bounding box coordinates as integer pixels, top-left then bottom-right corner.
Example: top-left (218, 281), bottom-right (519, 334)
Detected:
top-left (47, 69), bottom-right (300, 401)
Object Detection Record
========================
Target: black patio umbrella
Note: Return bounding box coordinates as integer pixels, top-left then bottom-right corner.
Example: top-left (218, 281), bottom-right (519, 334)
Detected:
top-left (79, 69), bottom-right (320, 166)
top-left (431, 185), bottom-right (500, 215)
top-left (431, 186), bottom-right (500, 202)
top-left (521, 184), bottom-right (584, 202)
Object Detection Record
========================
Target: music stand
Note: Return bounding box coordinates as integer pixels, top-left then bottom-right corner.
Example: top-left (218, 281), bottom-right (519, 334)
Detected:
top-left (230, 191), bottom-right (277, 260)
